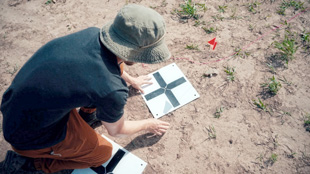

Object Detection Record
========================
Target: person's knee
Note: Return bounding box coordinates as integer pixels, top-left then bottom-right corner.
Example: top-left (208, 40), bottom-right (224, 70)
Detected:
top-left (93, 141), bottom-right (113, 166)
top-left (102, 141), bottom-right (113, 160)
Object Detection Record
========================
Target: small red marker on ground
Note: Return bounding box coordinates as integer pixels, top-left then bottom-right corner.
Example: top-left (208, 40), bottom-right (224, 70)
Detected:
top-left (208, 37), bottom-right (217, 50)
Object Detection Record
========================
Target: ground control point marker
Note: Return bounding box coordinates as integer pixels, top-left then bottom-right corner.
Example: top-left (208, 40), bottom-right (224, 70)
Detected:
top-left (208, 37), bottom-right (217, 50)
top-left (212, 41), bottom-right (217, 50)
top-left (208, 38), bottom-right (216, 45)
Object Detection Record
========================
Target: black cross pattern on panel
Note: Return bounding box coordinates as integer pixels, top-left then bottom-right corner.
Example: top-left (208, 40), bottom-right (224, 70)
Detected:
top-left (144, 72), bottom-right (186, 107)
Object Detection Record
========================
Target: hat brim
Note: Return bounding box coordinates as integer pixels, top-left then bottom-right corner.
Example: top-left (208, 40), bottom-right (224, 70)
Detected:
top-left (100, 22), bottom-right (171, 64)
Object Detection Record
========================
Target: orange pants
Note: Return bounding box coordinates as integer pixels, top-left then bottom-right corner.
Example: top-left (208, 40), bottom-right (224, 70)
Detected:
top-left (13, 109), bottom-right (112, 173)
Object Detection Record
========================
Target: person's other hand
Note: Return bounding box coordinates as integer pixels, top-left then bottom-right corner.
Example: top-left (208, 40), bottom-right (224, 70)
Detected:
top-left (131, 75), bottom-right (152, 93)
top-left (146, 118), bottom-right (170, 136)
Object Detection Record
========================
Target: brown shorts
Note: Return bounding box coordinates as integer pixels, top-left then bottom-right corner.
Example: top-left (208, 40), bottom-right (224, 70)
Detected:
top-left (13, 109), bottom-right (112, 173)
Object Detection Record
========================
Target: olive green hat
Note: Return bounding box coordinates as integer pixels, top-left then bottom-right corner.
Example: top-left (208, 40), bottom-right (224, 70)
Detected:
top-left (100, 4), bottom-right (171, 64)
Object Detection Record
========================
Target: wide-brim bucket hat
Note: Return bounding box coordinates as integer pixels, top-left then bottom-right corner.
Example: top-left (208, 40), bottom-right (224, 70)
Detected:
top-left (100, 4), bottom-right (171, 64)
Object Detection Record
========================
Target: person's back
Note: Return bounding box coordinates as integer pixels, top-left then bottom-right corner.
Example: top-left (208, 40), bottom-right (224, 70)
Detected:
top-left (1, 27), bottom-right (128, 150)
top-left (0, 4), bottom-right (171, 173)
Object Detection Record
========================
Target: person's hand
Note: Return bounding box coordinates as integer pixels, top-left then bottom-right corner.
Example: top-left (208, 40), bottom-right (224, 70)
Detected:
top-left (131, 75), bottom-right (152, 94)
top-left (146, 118), bottom-right (170, 136)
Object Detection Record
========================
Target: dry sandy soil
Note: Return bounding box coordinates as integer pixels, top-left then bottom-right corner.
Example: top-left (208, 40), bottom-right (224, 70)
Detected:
top-left (1, 0), bottom-right (310, 173)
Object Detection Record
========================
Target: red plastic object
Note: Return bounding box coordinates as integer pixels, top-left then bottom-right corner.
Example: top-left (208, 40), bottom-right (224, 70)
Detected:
top-left (208, 38), bottom-right (217, 50)
top-left (212, 42), bottom-right (217, 50)
top-left (208, 38), bottom-right (216, 45)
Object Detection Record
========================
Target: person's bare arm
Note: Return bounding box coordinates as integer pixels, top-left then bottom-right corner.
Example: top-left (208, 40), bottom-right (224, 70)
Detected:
top-left (121, 71), bottom-right (152, 94)
top-left (102, 116), bottom-right (170, 138)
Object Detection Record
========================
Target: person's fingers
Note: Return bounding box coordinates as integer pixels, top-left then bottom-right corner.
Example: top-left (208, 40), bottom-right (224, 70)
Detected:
top-left (146, 134), bottom-right (157, 138)
top-left (154, 130), bottom-right (162, 136)
top-left (158, 128), bottom-right (168, 133)
top-left (158, 124), bottom-right (169, 129)
top-left (142, 81), bottom-right (153, 85)
top-left (159, 121), bottom-right (170, 126)
top-left (139, 87), bottom-right (145, 94)
top-left (146, 118), bottom-right (170, 135)
top-left (144, 76), bottom-right (152, 81)
top-left (157, 121), bottom-right (170, 128)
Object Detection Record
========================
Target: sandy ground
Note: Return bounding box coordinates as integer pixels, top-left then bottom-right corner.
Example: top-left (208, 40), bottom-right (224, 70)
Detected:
top-left (1, 0), bottom-right (310, 173)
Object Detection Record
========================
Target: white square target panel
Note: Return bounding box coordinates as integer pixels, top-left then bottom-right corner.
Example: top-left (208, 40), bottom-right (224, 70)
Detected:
top-left (141, 63), bottom-right (200, 118)
top-left (72, 134), bottom-right (147, 174)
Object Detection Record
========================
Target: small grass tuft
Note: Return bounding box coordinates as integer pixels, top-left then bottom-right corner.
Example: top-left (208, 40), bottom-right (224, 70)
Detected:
top-left (304, 113), bottom-right (310, 132)
top-left (233, 48), bottom-right (251, 58)
top-left (185, 44), bottom-right (200, 50)
top-left (266, 63), bottom-right (276, 74)
top-left (277, 0), bottom-right (305, 15)
top-left (214, 106), bottom-right (224, 118)
top-left (176, 0), bottom-right (206, 20)
top-left (270, 153), bottom-right (278, 164)
top-left (205, 125), bottom-right (216, 139)
top-left (248, 24), bottom-right (256, 31)
top-left (248, 1), bottom-right (261, 14)
top-left (305, 114), bottom-right (310, 125)
top-left (300, 31), bottom-right (310, 51)
top-left (301, 31), bottom-right (310, 43)
top-left (193, 20), bottom-right (206, 26)
top-left (45, 0), bottom-right (52, 4)
top-left (253, 98), bottom-right (268, 112)
top-left (279, 76), bottom-right (293, 86)
top-left (224, 66), bottom-right (235, 82)
top-left (273, 35), bottom-right (298, 65)
top-left (261, 76), bottom-right (282, 95)
top-left (287, 152), bottom-right (297, 158)
top-left (218, 5), bottom-right (228, 13)
top-left (202, 26), bottom-right (217, 34)
top-left (211, 14), bottom-right (224, 21)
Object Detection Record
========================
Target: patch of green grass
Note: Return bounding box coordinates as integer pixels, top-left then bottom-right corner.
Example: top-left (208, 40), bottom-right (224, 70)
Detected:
top-left (205, 125), bottom-right (216, 139)
top-left (279, 76), bottom-right (293, 86)
top-left (185, 44), bottom-right (200, 50)
top-left (277, 8), bottom-right (286, 15)
top-left (214, 106), bottom-right (224, 118)
top-left (266, 63), bottom-right (276, 74)
top-left (280, 20), bottom-right (292, 30)
top-left (300, 31), bottom-right (310, 51)
top-left (304, 113), bottom-right (310, 132)
top-left (273, 35), bottom-right (298, 65)
top-left (270, 153), bottom-right (278, 164)
top-left (218, 5), bottom-right (228, 13)
top-left (233, 48), bottom-right (251, 58)
top-left (193, 20), bottom-right (206, 26)
top-left (304, 113), bottom-right (310, 125)
top-left (224, 66), bottom-right (235, 82)
top-left (45, 0), bottom-right (52, 4)
top-left (180, 0), bottom-right (198, 19)
top-left (284, 0), bottom-right (305, 10)
top-left (253, 98), bottom-right (268, 112)
top-left (287, 152), bottom-right (297, 158)
top-left (261, 76), bottom-right (282, 95)
top-left (161, 0), bottom-right (168, 7)
top-left (197, 3), bottom-right (207, 12)
top-left (229, 7), bottom-right (240, 20)
top-left (277, 0), bottom-right (305, 15)
top-left (176, 0), bottom-right (206, 20)
top-left (283, 111), bottom-right (291, 116)
top-left (234, 48), bottom-right (242, 56)
top-left (248, 1), bottom-right (261, 14)
top-left (301, 31), bottom-right (310, 43)
top-left (202, 26), bottom-right (217, 34)
top-left (211, 14), bottom-right (224, 21)
top-left (248, 24), bottom-right (255, 32)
